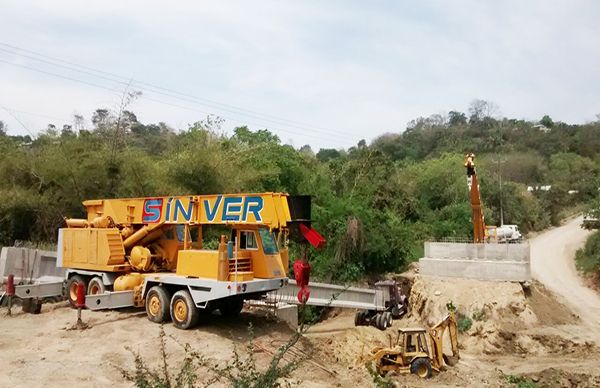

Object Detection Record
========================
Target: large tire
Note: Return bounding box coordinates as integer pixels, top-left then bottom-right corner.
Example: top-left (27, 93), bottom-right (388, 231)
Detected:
top-left (354, 311), bottom-right (362, 326)
top-left (376, 313), bottom-right (388, 330)
top-left (219, 297), bottom-right (244, 317)
top-left (87, 277), bottom-right (106, 295)
top-left (410, 358), bottom-right (432, 378)
top-left (66, 275), bottom-right (88, 308)
top-left (146, 286), bottom-right (171, 323)
top-left (355, 310), bottom-right (368, 326)
top-left (385, 311), bottom-right (393, 327)
top-left (170, 290), bottom-right (199, 330)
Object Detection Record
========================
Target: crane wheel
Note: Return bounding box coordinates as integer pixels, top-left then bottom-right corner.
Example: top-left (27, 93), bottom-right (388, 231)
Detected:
top-left (170, 290), bottom-right (199, 330)
top-left (87, 277), bottom-right (106, 295)
top-left (146, 286), bottom-right (171, 323)
top-left (410, 358), bottom-right (432, 378)
top-left (66, 275), bottom-right (88, 308)
top-left (219, 297), bottom-right (244, 318)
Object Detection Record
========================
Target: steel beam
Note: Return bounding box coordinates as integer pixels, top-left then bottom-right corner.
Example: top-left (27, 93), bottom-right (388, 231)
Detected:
top-left (15, 281), bottom-right (63, 299)
top-left (267, 280), bottom-right (384, 311)
top-left (86, 291), bottom-right (135, 310)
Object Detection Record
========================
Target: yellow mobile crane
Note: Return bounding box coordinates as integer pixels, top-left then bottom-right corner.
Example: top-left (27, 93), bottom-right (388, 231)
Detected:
top-left (20, 193), bottom-right (324, 329)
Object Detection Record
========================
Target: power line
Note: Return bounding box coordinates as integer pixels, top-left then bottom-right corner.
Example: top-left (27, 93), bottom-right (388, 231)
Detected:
top-left (0, 56), bottom-right (354, 145)
top-left (0, 58), bottom-right (122, 95)
top-left (0, 42), bottom-right (355, 139)
top-left (0, 104), bottom-right (37, 138)
top-left (0, 105), bottom-right (71, 123)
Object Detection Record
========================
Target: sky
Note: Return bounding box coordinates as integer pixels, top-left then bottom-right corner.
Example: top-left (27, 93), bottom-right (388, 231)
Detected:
top-left (1, 0), bottom-right (599, 150)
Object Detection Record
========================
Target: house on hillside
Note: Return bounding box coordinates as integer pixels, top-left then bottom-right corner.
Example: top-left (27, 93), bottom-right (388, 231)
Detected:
top-left (532, 124), bottom-right (550, 133)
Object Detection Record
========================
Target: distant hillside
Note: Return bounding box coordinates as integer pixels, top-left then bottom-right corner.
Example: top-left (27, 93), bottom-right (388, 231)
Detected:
top-left (1, 102), bottom-right (599, 281)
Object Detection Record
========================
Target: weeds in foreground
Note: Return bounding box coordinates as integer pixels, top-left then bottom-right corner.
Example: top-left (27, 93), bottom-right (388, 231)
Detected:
top-left (504, 373), bottom-right (538, 388)
top-left (118, 323), bottom-right (303, 388)
top-left (365, 361), bottom-right (393, 388)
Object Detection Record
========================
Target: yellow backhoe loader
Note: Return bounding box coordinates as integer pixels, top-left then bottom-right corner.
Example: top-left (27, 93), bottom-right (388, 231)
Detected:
top-left (369, 310), bottom-right (459, 378)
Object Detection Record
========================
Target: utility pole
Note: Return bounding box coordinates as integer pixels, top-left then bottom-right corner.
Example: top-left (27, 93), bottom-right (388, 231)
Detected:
top-left (491, 156), bottom-right (507, 226)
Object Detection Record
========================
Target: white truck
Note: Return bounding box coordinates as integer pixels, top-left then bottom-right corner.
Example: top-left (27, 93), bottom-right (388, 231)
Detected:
top-left (495, 224), bottom-right (522, 243)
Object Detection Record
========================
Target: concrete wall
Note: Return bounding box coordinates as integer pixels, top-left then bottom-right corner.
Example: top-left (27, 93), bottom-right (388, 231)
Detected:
top-left (419, 242), bottom-right (531, 282)
top-left (0, 247), bottom-right (63, 284)
top-left (424, 242), bottom-right (529, 262)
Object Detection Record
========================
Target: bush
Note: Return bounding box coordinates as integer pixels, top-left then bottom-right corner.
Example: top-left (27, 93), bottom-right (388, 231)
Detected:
top-left (472, 308), bottom-right (487, 322)
top-left (505, 374), bottom-right (538, 388)
top-left (457, 314), bottom-right (472, 333)
top-left (575, 231), bottom-right (600, 273)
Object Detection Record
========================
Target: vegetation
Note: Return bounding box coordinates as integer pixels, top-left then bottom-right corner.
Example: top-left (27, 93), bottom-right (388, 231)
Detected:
top-left (120, 324), bottom-right (302, 388)
top-left (576, 231), bottom-right (600, 274)
top-left (504, 374), bottom-right (538, 388)
top-left (457, 313), bottom-right (473, 333)
top-left (2, 99), bottom-right (600, 281)
top-left (472, 308), bottom-right (487, 322)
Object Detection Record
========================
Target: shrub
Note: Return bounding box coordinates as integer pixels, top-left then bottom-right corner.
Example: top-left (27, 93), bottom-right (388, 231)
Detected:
top-left (457, 314), bottom-right (472, 333)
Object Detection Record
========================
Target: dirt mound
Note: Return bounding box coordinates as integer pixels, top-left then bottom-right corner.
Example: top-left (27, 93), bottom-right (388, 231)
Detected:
top-left (309, 310), bottom-right (424, 366)
top-left (525, 281), bottom-right (578, 325)
top-left (464, 323), bottom-right (597, 356)
top-left (409, 275), bottom-right (537, 328)
top-left (525, 368), bottom-right (600, 388)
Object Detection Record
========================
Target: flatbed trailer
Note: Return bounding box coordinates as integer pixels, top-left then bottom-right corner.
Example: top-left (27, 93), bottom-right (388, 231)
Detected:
top-left (15, 270), bottom-right (287, 329)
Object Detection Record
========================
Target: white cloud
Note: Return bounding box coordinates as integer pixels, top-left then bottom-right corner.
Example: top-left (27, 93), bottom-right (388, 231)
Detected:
top-left (1, 0), bottom-right (599, 148)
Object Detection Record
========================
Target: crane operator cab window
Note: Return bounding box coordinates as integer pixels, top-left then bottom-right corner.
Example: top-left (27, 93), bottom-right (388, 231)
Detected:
top-left (258, 228), bottom-right (278, 254)
top-left (239, 230), bottom-right (258, 250)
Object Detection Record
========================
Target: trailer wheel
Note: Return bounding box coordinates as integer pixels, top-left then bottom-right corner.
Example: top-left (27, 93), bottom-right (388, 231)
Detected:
top-left (385, 311), bottom-right (393, 327)
top-left (66, 275), bottom-right (88, 308)
top-left (220, 297), bottom-right (244, 318)
top-left (146, 286), bottom-right (171, 323)
top-left (87, 277), bottom-right (106, 295)
top-left (354, 311), bottom-right (363, 326)
top-left (376, 313), bottom-right (388, 330)
top-left (410, 357), bottom-right (432, 378)
top-left (170, 290), bottom-right (199, 330)
top-left (357, 310), bottom-right (369, 326)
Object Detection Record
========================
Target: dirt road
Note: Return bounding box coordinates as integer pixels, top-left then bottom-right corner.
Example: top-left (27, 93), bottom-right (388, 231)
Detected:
top-left (530, 216), bottom-right (600, 334)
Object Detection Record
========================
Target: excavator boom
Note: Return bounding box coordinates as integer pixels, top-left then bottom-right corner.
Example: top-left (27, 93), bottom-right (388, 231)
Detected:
top-left (428, 311), bottom-right (460, 369)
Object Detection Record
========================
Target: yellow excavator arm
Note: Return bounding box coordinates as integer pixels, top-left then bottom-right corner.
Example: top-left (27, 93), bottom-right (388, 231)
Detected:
top-left (428, 311), bottom-right (460, 370)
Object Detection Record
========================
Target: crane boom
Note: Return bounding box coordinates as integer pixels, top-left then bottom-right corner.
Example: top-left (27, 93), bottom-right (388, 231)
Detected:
top-left (464, 153), bottom-right (486, 243)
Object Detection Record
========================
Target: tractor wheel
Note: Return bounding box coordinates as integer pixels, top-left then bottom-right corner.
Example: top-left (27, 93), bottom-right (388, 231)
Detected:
top-left (410, 358), bottom-right (432, 378)
top-left (146, 286), bottom-right (171, 323)
top-left (66, 275), bottom-right (88, 308)
top-left (219, 297), bottom-right (244, 318)
top-left (87, 277), bottom-right (106, 295)
top-left (170, 290), bottom-right (199, 330)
